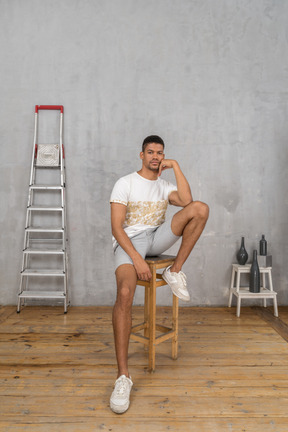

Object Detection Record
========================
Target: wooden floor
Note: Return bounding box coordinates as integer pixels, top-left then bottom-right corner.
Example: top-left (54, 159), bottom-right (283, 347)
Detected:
top-left (1, 305), bottom-right (288, 431)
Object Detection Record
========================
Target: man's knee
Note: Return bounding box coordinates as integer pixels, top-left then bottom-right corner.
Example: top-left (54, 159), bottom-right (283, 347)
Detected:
top-left (115, 265), bottom-right (137, 309)
top-left (116, 283), bottom-right (135, 309)
top-left (194, 201), bottom-right (209, 220)
top-left (187, 201), bottom-right (209, 221)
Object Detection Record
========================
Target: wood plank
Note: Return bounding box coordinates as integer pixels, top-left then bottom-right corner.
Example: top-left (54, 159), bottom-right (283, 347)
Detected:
top-left (1, 418), bottom-right (288, 432)
top-left (0, 306), bottom-right (16, 324)
top-left (253, 306), bottom-right (288, 342)
top-left (1, 394), bottom-right (288, 417)
top-left (1, 364), bottom-right (288, 386)
top-left (1, 382), bottom-right (288, 398)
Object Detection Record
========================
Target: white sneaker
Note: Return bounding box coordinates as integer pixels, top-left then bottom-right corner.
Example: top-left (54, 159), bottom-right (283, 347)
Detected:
top-left (110, 375), bottom-right (133, 414)
top-left (162, 266), bottom-right (190, 301)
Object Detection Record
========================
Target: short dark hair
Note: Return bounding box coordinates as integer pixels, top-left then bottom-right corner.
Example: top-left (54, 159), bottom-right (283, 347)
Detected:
top-left (142, 135), bottom-right (165, 152)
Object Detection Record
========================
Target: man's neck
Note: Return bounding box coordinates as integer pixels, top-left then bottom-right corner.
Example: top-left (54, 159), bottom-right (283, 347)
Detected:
top-left (137, 168), bottom-right (159, 181)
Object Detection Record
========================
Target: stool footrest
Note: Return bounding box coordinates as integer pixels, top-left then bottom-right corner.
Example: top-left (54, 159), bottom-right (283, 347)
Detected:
top-left (130, 328), bottom-right (176, 346)
top-left (130, 333), bottom-right (149, 345)
top-left (137, 278), bottom-right (167, 288)
top-left (131, 322), bottom-right (147, 332)
top-left (136, 280), bottom-right (149, 287)
top-left (156, 324), bottom-right (172, 333)
top-left (155, 330), bottom-right (175, 345)
top-left (231, 287), bottom-right (277, 297)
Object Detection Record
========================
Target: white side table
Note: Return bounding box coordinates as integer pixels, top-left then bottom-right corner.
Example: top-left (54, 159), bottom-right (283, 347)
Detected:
top-left (228, 264), bottom-right (278, 317)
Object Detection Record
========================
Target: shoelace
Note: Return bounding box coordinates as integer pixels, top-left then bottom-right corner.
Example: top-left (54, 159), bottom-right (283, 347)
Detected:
top-left (115, 377), bottom-right (129, 396)
top-left (168, 267), bottom-right (187, 287)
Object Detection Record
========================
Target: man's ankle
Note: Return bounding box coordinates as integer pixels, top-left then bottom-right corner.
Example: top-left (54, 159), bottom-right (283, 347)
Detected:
top-left (170, 264), bottom-right (182, 273)
top-left (117, 371), bottom-right (129, 379)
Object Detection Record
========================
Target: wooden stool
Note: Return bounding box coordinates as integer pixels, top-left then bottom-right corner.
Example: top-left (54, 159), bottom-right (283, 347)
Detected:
top-left (130, 255), bottom-right (179, 372)
top-left (228, 263), bottom-right (278, 317)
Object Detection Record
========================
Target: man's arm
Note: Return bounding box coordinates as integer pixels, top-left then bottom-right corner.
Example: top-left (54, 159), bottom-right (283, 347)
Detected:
top-left (158, 159), bottom-right (193, 207)
top-left (110, 202), bottom-right (152, 280)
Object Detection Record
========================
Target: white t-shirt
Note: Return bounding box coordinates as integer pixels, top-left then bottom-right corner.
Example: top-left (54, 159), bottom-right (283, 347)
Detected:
top-left (110, 172), bottom-right (177, 249)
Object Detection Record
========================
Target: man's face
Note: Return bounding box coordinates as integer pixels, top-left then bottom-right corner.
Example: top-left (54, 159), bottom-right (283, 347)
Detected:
top-left (140, 143), bottom-right (165, 173)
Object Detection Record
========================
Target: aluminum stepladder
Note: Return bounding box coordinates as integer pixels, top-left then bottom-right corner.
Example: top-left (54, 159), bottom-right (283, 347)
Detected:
top-left (17, 105), bottom-right (69, 313)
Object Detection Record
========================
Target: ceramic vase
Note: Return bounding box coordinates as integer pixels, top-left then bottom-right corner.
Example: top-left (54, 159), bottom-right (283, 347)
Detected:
top-left (249, 250), bottom-right (260, 293)
top-left (236, 237), bottom-right (248, 265)
top-left (259, 235), bottom-right (267, 256)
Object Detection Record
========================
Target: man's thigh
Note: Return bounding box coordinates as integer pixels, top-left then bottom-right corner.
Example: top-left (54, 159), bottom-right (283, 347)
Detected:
top-left (114, 231), bottom-right (150, 272)
top-left (147, 218), bottom-right (180, 256)
top-left (170, 201), bottom-right (207, 236)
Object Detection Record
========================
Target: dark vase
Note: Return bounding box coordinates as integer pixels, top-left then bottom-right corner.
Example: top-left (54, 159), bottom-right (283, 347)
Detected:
top-left (259, 235), bottom-right (267, 256)
top-left (236, 237), bottom-right (248, 265)
top-left (249, 250), bottom-right (260, 293)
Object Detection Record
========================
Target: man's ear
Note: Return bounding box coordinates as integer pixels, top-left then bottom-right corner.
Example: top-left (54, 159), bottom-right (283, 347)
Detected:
top-left (140, 151), bottom-right (144, 160)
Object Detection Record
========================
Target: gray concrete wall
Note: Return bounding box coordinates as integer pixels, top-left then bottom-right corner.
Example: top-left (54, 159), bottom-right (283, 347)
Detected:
top-left (1, 0), bottom-right (288, 307)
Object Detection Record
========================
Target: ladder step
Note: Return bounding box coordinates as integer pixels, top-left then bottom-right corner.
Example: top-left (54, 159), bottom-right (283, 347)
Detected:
top-left (34, 165), bottom-right (61, 169)
top-left (21, 269), bottom-right (65, 276)
top-left (29, 185), bottom-right (63, 190)
top-left (26, 238), bottom-right (63, 243)
top-left (18, 291), bottom-right (66, 299)
top-left (24, 248), bottom-right (65, 254)
top-left (25, 227), bottom-right (64, 233)
top-left (28, 205), bottom-right (63, 211)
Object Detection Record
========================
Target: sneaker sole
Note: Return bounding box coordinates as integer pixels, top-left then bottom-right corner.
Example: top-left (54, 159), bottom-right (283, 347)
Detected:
top-left (110, 400), bottom-right (130, 414)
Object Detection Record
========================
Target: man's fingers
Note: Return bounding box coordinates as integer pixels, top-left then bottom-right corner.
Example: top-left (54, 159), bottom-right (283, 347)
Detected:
top-left (158, 161), bottom-right (165, 176)
top-left (138, 270), bottom-right (151, 281)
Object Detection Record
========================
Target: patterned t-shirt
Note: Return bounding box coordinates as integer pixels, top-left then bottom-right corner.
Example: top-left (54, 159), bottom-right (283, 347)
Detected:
top-left (110, 172), bottom-right (177, 249)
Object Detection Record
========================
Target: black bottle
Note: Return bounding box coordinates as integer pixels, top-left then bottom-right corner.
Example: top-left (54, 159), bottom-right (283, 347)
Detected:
top-left (249, 250), bottom-right (260, 293)
top-left (259, 235), bottom-right (267, 256)
top-left (237, 237), bottom-right (248, 265)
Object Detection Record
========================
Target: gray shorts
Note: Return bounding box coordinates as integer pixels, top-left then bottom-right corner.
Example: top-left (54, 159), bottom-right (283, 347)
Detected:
top-left (114, 219), bottom-right (180, 271)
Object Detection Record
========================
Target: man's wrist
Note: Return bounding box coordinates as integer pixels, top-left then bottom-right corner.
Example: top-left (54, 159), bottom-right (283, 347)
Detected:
top-left (171, 160), bottom-right (180, 171)
top-left (132, 251), bottom-right (144, 263)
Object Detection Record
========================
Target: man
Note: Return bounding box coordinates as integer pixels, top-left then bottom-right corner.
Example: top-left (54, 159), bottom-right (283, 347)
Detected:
top-left (109, 135), bottom-right (209, 414)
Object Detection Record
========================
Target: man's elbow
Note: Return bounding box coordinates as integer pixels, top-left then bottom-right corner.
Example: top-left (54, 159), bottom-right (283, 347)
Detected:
top-left (111, 224), bottom-right (123, 238)
top-left (182, 195), bottom-right (193, 207)
top-left (111, 226), bottom-right (118, 237)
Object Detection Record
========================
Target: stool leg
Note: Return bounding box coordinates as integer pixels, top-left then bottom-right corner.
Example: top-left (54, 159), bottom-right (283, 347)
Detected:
top-left (172, 294), bottom-right (179, 360)
top-left (228, 267), bottom-right (236, 307)
top-left (261, 272), bottom-right (266, 307)
top-left (144, 285), bottom-right (149, 350)
top-left (148, 264), bottom-right (156, 372)
top-left (236, 297), bottom-right (241, 318)
top-left (236, 270), bottom-right (241, 317)
top-left (273, 295), bottom-right (278, 317)
top-left (268, 270), bottom-right (274, 291)
top-left (268, 269), bottom-right (278, 317)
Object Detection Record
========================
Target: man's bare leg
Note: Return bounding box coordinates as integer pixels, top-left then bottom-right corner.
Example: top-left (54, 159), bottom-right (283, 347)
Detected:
top-left (170, 201), bottom-right (209, 273)
top-left (112, 264), bottom-right (137, 378)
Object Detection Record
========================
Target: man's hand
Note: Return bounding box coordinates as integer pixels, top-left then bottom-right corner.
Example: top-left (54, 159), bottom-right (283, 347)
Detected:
top-left (158, 159), bottom-right (176, 177)
top-left (133, 255), bottom-right (152, 281)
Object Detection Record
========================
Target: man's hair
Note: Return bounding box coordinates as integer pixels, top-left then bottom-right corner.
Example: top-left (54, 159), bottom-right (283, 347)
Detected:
top-left (142, 135), bottom-right (165, 152)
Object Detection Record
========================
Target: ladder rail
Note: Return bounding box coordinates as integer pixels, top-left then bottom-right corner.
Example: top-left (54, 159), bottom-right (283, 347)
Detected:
top-left (60, 112), bottom-right (65, 187)
top-left (29, 113), bottom-right (38, 186)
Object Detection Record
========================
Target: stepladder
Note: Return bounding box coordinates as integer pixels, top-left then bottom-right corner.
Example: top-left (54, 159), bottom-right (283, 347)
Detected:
top-left (17, 105), bottom-right (69, 313)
